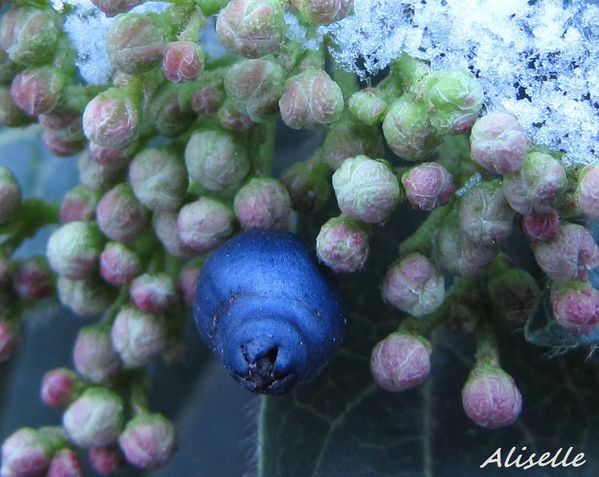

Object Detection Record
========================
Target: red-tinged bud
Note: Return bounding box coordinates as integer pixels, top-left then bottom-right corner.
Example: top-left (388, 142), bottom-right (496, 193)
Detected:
top-left (0, 87), bottom-right (29, 127)
top-left (347, 88), bottom-right (387, 126)
top-left (177, 198), bottom-right (235, 254)
top-left (83, 88), bottom-right (140, 148)
top-left (290, 0), bottom-right (353, 26)
top-left (130, 273), bottom-right (176, 314)
top-left (370, 332), bottom-right (431, 392)
top-left (185, 130), bottom-right (249, 192)
top-left (88, 142), bottom-right (137, 169)
top-left (488, 268), bottom-right (539, 323)
top-left (63, 388), bottom-right (124, 448)
top-left (1, 427), bottom-right (58, 477)
top-left (12, 257), bottom-right (54, 300)
top-left (74, 325), bottom-right (121, 384)
top-left (522, 210), bottom-right (560, 243)
top-left (459, 181), bottom-right (515, 245)
top-left (111, 306), bottom-right (167, 367)
top-left (382, 253), bottom-right (445, 317)
top-left (502, 152), bottom-right (567, 215)
top-left (279, 68), bottom-right (344, 129)
top-left (57, 277), bottom-right (115, 317)
top-left (99, 242), bottom-right (141, 286)
top-left (332, 155), bottom-right (401, 224)
top-left (191, 86), bottom-right (222, 115)
top-left (147, 84), bottom-right (195, 137)
top-left (322, 120), bottom-right (385, 170)
top-left (47, 222), bottom-right (104, 279)
top-left (316, 216), bottom-right (369, 273)
top-left (10, 66), bottom-right (65, 117)
top-left (401, 163), bottom-right (454, 210)
top-left (280, 160), bottom-right (330, 213)
top-left (179, 261), bottom-right (201, 307)
top-left (88, 446), bottom-right (124, 475)
top-left (78, 151), bottom-right (125, 192)
top-left (224, 59), bottom-right (284, 122)
top-left (47, 448), bottom-right (82, 477)
top-left (92, 0), bottom-right (143, 17)
top-left (233, 177), bottom-right (292, 230)
top-left (0, 166), bottom-right (21, 225)
top-left (129, 148), bottom-right (188, 212)
top-left (216, 0), bottom-right (285, 58)
top-left (152, 210), bottom-right (195, 258)
top-left (107, 13), bottom-right (166, 75)
top-left (0, 7), bottom-right (59, 65)
top-left (118, 413), bottom-right (176, 469)
top-left (551, 281), bottom-right (599, 334)
top-left (163, 41), bottom-right (205, 83)
top-left (533, 223), bottom-right (599, 281)
top-left (97, 184), bottom-right (149, 243)
top-left (470, 111), bottom-right (528, 174)
top-left (42, 130), bottom-right (85, 158)
top-left (60, 185), bottom-right (100, 224)
top-left (575, 164), bottom-right (599, 219)
top-left (217, 101), bottom-right (255, 132)
top-left (0, 318), bottom-right (19, 362)
top-left (462, 364), bottom-right (522, 429)
top-left (41, 368), bottom-right (78, 408)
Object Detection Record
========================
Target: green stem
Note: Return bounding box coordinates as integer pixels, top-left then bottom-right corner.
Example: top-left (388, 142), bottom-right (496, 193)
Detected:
top-left (474, 315), bottom-right (500, 367)
top-left (100, 286), bottom-right (130, 325)
top-left (256, 120), bottom-right (277, 177)
top-left (0, 199), bottom-right (59, 255)
top-left (399, 205), bottom-right (453, 257)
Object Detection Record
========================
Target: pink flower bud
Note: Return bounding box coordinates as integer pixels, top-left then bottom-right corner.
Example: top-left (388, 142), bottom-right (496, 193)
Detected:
top-left (332, 155), bottom-right (401, 224)
top-left (534, 223), bottom-right (599, 281)
top-left (88, 446), bottom-right (124, 475)
top-left (10, 66), bottom-right (65, 117)
top-left (322, 120), bottom-right (385, 170)
top-left (233, 178), bottom-right (292, 230)
top-left (97, 184), bottom-right (149, 243)
top-left (0, 87), bottom-right (30, 127)
top-left (0, 166), bottom-right (21, 225)
top-left (47, 222), bottom-right (104, 280)
top-left (92, 0), bottom-right (143, 17)
top-left (57, 277), bottom-right (115, 317)
top-left (401, 163), bottom-right (454, 210)
top-left (1, 427), bottom-right (55, 477)
top-left (575, 164), bottom-right (599, 219)
top-left (60, 185), bottom-right (100, 224)
top-left (118, 413), bottom-right (176, 469)
top-left (147, 83), bottom-right (195, 137)
top-left (522, 210), bottom-right (560, 243)
top-left (107, 13), bottom-right (166, 75)
top-left (216, 0), bottom-right (285, 58)
top-left (77, 151), bottom-right (125, 192)
top-left (177, 198), bottom-right (235, 254)
top-left (382, 253), bottom-right (445, 317)
top-left (179, 261), bottom-right (201, 308)
top-left (42, 130), bottom-right (85, 158)
top-left (12, 257), bottom-right (54, 300)
top-left (111, 306), bottom-right (167, 367)
top-left (551, 281), bottom-right (599, 334)
top-left (185, 130), bottom-right (250, 193)
top-left (47, 448), bottom-right (82, 477)
top-left (129, 148), bottom-right (188, 211)
top-left (152, 210), bottom-right (195, 258)
top-left (162, 41), bottom-right (205, 83)
top-left (280, 160), bottom-right (330, 213)
top-left (130, 273), bottom-right (176, 314)
top-left (316, 216), bottom-right (369, 273)
top-left (41, 368), bottom-right (78, 408)
top-left (217, 102), bottom-right (255, 132)
top-left (99, 242), bottom-right (141, 286)
top-left (290, 0), bottom-right (353, 26)
top-left (459, 181), bottom-right (515, 245)
top-left (0, 318), bottom-right (19, 362)
top-left (503, 152), bottom-right (566, 215)
top-left (39, 112), bottom-right (85, 158)
top-left (191, 86), bottom-right (222, 115)
top-left (279, 68), bottom-right (344, 129)
top-left (470, 111), bottom-right (528, 174)
top-left (370, 332), bottom-right (431, 392)
top-left (488, 268), bottom-right (539, 323)
top-left (63, 388), bottom-right (124, 448)
top-left (74, 325), bottom-right (121, 383)
top-left (347, 88), bottom-right (387, 126)
top-left (88, 141), bottom-right (137, 169)
top-left (462, 364), bottom-right (522, 429)
top-left (83, 88), bottom-right (140, 148)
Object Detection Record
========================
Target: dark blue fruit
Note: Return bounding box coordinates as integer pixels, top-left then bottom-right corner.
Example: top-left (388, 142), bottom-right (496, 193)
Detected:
top-left (194, 229), bottom-right (346, 394)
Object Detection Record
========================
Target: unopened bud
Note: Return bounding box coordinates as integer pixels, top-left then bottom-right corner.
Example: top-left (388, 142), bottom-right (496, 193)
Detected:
top-left (47, 222), bottom-right (104, 280)
top-left (0, 166), bottom-right (21, 225)
top-left (322, 119), bottom-right (384, 170)
top-left (179, 261), bottom-right (201, 308)
top-left (147, 83), bottom-right (195, 137)
top-left (575, 164), bottom-right (599, 219)
top-left (332, 155), bottom-right (401, 224)
top-left (1, 427), bottom-right (59, 477)
top-left (162, 40), bottom-right (205, 83)
top-left (119, 413), bottom-right (176, 469)
top-left (78, 151), bottom-right (125, 192)
top-left (177, 198), bottom-right (235, 253)
top-left (130, 273), bottom-right (176, 314)
top-left (347, 88), bottom-right (387, 126)
top-left (74, 324), bottom-right (121, 384)
top-left (522, 210), bottom-right (560, 243)
top-left (370, 332), bottom-right (431, 392)
top-left (88, 141), bottom-right (137, 169)
top-left (217, 102), bottom-right (255, 132)
top-left (57, 277), bottom-right (115, 317)
top-left (99, 242), bottom-right (141, 286)
top-left (316, 216), bottom-right (369, 273)
top-left (280, 160), bottom-right (330, 213)
top-left (233, 177), bottom-right (292, 230)
top-left (10, 66), bottom-right (65, 117)
top-left (41, 368), bottom-right (78, 408)
top-left (88, 446), bottom-right (124, 475)
top-left (92, 0), bottom-right (143, 16)
top-left (152, 210), bottom-right (195, 258)
top-left (551, 280), bottom-right (599, 334)
top-left (191, 86), bottom-right (222, 115)
top-left (290, 0), bottom-right (353, 26)
top-left (96, 184), bottom-right (149, 243)
top-left (401, 163), bottom-right (454, 210)
top-left (0, 87), bottom-right (29, 127)
top-left (47, 448), bottom-right (82, 477)
top-left (60, 185), bottom-right (100, 224)
top-left (12, 257), bottom-right (54, 300)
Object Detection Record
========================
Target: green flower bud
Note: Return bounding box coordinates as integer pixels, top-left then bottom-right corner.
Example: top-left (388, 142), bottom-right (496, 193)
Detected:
top-left (216, 0), bottom-right (285, 58)
top-left (279, 68), bottom-right (344, 129)
top-left (347, 88), bottom-right (387, 126)
top-left (217, 101), bottom-right (255, 132)
top-left (10, 66), bottom-right (66, 117)
top-left (382, 94), bottom-right (442, 161)
top-left (184, 130), bottom-right (250, 193)
top-left (0, 166), bottom-right (21, 225)
top-left (424, 70), bottom-right (483, 135)
top-left (47, 222), bottom-right (104, 280)
top-left (129, 148), bottom-right (188, 211)
top-left (224, 59), bottom-right (284, 122)
top-left (322, 119), bottom-right (385, 170)
top-left (0, 87), bottom-right (29, 127)
top-left (332, 155), bottom-right (401, 224)
top-left (0, 7), bottom-right (59, 65)
top-left (78, 151), bottom-right (125, 192)
top-left (575, 164), bottom-right (599, 219)
top-left (107, 13), bottom-right (166, 75)
top-left (233, 177), bottom-right (292, 230)
top-left (57, 276), bottom-right (115, 317)
top-left (147, 83), bottom-right (195, 137)
top-left (60, 185), bottom-right (100, 224)
top-left (290, 0), bottom-right (353, 26)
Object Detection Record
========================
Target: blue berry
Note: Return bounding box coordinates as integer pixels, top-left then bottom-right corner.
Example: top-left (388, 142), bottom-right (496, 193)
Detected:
top-left (194, 229), bottom-right (346, 394)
